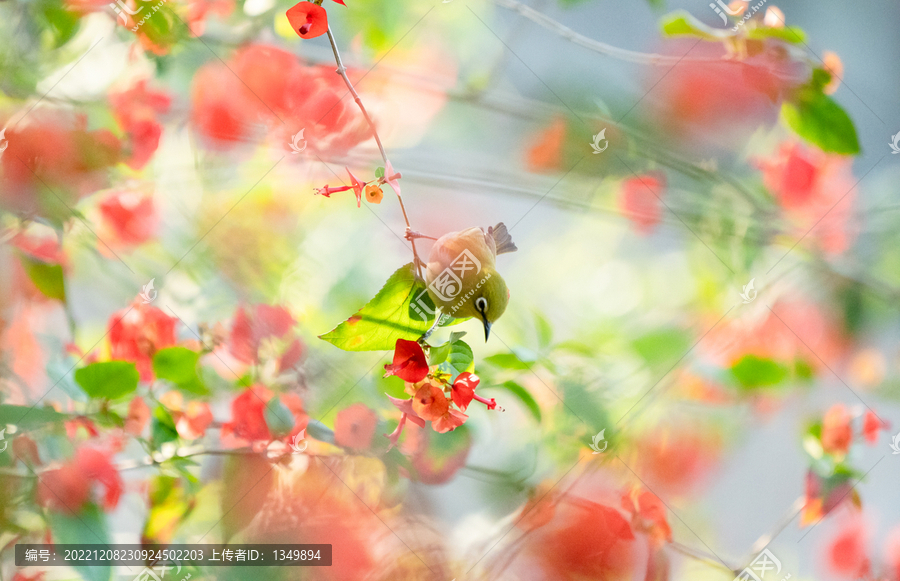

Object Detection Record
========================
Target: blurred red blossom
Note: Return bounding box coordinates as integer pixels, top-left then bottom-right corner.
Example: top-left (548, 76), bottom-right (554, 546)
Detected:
top-left (125, 395), bottom-right (150, 436)
top-left (108, 302), bottom-right (178, 382)
top-left (862, 410), bottom-right (884, 445)
top-left (161, 392), bottom-right (215, 440)
top-left (704, 299), bottom-right (846, 370)
top-left (618, 171), bottom-right (666, 235)
top-left (95, 188), bottom-right (158, 250)
top-left (757, 141), bottom-right (858, 254)
top-left (649, 42), bottom-right (805, 148)
top-left (822, 403), bottom-right (853, 456)
top-left (334, 403), bottom-right (378, 450)
top-left (0, 111), bottom-right (120, 214)
top-left (824, 513), bottom-right (871, 579)
top-left (229, 304), bottom-right (296, 364)
top-left (884, 526), bottom-right (900, 581)
top-left (109, 80), bottom-right (171, 170)
top-left (190, 45), bottom-right (368, 153)
top-left (187, 0), bottom-right (234, 36)
top-left (38, 447), bottom-right (122, 512)
top-left (631, 429), bottom-right (720, 495)
top-left (526, 115), bottom-right (567, 173)
top-left (222, 385), bottom-right (273, 443)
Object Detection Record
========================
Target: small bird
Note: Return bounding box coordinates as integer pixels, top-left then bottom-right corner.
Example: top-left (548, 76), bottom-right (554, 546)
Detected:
top-left (407, 223), bottom-right (517, 341)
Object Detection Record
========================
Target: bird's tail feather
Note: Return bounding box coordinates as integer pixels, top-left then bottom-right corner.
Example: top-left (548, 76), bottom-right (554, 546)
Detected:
top-left (489, 222), bottom-right (517, 255)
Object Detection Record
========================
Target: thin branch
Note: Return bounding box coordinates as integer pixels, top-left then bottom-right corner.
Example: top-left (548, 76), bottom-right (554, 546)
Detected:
top-left (324, 26), bottom-right (424, 279)
top-left (491, 0), bottom-right (729, 66)
top-left (669, 541), bottom-right (735, 573)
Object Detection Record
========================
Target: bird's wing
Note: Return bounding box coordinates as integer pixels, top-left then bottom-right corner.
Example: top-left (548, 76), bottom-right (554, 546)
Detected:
top-left (487, 222), bottom-right (517, 255)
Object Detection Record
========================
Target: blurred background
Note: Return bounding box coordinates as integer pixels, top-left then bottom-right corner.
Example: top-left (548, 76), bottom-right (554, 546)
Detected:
top-left (1, 0), bottom-right (900, 579)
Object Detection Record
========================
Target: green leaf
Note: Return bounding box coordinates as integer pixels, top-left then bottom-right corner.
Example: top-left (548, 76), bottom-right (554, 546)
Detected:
top-left (40, 2), bottom-right (81, 48)
top-left (491, 381), bottom-right (541, 423)
top-left (152, 347), bottom-right (208, 395)
top-left (151, 405), bottom-right (179, 447)
top-left (745, 26), bottom-right (807, 44)
top-left (49, 503), bottom-right (111, 581)
top-left (143, 475), bottom-right (194, 545)
top-left (136, 4), bottom-right (179, 52)
top-left (533, 311), bottom-right (553, 348)
top-left (74, 361), bottom-right (139, 400)
top-left (264, 397), bottom-right (294, 438)
top-left (428, 331), bottom-right (468, 367)
top-left (660, 11), bottom-right (731, 40)
top-left (20, 256), bottom-right (65, 301)
top-left (484, 352), bottom-right (531, 371)
top-left (438, 339), bottom-right (474, 381)
top-left (375, 166), bottom-right (385, 179)
top-left (305, 419), bottom-right (335, 445)
top-left (0, 404), bottom-right (68, 429)
top-left (320, 263), bottom-right (434, 351)
top-left (632, 329), bottom-right (690, 369)
top-left (730, 355), bottom-right (789, 390)
top-left (781, 86), bottom-right (860, 155)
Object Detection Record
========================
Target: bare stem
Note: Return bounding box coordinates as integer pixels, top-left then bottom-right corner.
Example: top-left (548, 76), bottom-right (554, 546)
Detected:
top-left (324, 26), bottom-right (424, 279)
top-left (491, 0), bottom-right (731, 65)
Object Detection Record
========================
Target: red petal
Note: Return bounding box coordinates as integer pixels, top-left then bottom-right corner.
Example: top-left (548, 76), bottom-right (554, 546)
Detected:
top-left (331, 0), bottom-right (346, 4)
top-left (346, 167), bottom-right (365, 208)
top-left (451, 372), bottom-right (479, 411)
top-left (334, 403), bottom-right (378, 450)
top-left (286, 2), bottom-right (328, 39)
top-left (383, 338), bottom-right (429, 382)
top-left (386, 394), bottom-right (426, 428)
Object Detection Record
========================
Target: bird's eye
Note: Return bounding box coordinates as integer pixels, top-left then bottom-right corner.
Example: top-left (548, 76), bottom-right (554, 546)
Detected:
top-left (475, 297), bottom-right (487, 312)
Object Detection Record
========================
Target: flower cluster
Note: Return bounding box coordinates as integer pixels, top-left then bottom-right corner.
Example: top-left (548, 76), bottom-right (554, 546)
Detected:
top-left (382, 339), bottom-right (501, 448)
top-left (801, 404), bottom-right (888, 526)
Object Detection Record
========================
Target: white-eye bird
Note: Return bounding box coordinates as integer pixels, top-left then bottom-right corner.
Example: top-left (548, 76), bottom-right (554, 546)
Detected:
top-left (407, 223), bottom-right (517, 341)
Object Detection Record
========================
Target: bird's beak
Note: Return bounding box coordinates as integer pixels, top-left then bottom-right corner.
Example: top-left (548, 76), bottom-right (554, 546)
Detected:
top-left (481, 316), bottom-right (492, 342)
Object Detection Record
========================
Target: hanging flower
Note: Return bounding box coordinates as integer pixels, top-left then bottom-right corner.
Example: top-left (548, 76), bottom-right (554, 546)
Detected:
top-left (383, 339), bottom-right (428, 382)
top-left (286, 2), bottom-right (328, 39)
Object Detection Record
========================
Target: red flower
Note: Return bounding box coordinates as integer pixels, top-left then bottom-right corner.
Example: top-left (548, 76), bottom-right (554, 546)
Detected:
top-left (222, 386), bottom-right (273, 442)
top-left (412, 383), bottom-right (449, 421)
top-left (524, 499), bottom-right (639, 580)
top-left (0, 111), bottom-right (120, 215)
top-left (618, 172), bottom-right (666, 235)
top-left (108, 302), bottom-right (178, 382)
top-left (38, 447), bottom-right (122, 512)
top-left (125, 396), bottom-right (150, 436)
top-left (822, 404), bottom-right (853, 456)
top-left (96, 189), bottom-right (158, 249)
top-left (187, 0), bottom-right (235, 36)
top-left (884, 526), bottom-right (900, 581)
top-left (383, 339), bottom-right (428, 383)
top-left (621, 488), bottom-right (672, 545)
top-left (334, 403), bottom-right (378, 450)
top-left (757, 141), bottom-right (858, 254)
top-left (525, 116), bottom-right (566, 173)
top-left (346, 167), bottom-right (366, 208)
top-left (229, 304), bottom-right (295, 364)
top-left (286, 2), bottom-right (328, 39)
top-left (430, 407), bottom-right (468, 434)
top-left (176, 401), bottom-right (214, 440)
top-left (862, 410), bottom-right (883, 445)
top-left (109, 80), bottom-right (171, 170)
top-left (450, 372), bottom-right (478, 411)
top-left (824, 514), bottom-right (870, 579)
top-left (383, 159), bottom-right (402, 196)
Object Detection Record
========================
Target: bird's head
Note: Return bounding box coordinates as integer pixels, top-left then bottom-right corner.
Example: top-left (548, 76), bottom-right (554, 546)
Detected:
top-left (472, 274), bottom-right (509, 342)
